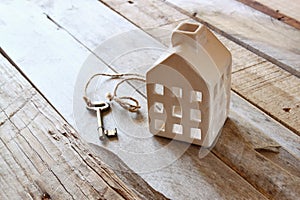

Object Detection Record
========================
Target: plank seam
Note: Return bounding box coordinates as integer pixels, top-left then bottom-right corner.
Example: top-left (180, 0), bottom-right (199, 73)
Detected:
top-left (232, 89), bottom-right (300, 135)
top-left (96, 0), bottom-right (300, 136)
top-left (69, 141), bottom-right (139, 200)
top-left (210, 151), bottom-right (269, 198)
top-left (232, 60), bottom-right (267, 74)
top-left (236, 0), bottom-right (300, 30)
top-left (161, 0), bottom-right (300, 78)
top-left (16, 122), bottom-right (76, 199)
top-left (0, 47), bottom-right (73, 132)
top-left (0, 135), bottom-right (40, 198)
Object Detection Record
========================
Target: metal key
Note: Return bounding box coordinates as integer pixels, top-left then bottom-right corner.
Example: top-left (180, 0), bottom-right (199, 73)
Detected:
top-left (86, 101), bottom-right (117, 140)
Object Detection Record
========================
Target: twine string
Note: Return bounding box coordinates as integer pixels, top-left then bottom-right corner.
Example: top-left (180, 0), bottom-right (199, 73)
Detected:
top-left (83, 73), bottom-right (145, 112)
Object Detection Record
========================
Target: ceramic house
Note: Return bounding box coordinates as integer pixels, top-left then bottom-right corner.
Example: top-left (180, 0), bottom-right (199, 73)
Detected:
top-left (146, 22), bottom-right (232, 147)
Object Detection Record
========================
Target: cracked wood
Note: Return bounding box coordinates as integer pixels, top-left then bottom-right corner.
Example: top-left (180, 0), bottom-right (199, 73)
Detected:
top-left (0, 56), bottom-right (167, 200)
top-left (1, 0), bottom-right (300, 199)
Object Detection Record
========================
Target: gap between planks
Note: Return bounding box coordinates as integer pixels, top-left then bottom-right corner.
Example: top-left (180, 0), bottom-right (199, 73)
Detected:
top-left (0, 50), bottom-right (269, 199)
top-left (164, 0), bottom-right (300, 78)
top-left (0, 55), bottom-right (167, 200)
top-left (0, 2), bottom-right (264, 198)
top-left (0, 0), bottom-right (298, 198)
top-left (99, 0), bottom-right (300, 136)
top-left (236, 0), bottom-right (300, 30)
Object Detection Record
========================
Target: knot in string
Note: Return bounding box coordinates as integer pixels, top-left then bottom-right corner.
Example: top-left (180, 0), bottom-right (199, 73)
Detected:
top-left (83, 73), bottom-right (145, 112)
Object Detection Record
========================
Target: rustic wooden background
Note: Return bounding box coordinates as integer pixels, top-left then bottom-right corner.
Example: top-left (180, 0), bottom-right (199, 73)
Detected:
top-left (0, 0), bottom-right (299, 199)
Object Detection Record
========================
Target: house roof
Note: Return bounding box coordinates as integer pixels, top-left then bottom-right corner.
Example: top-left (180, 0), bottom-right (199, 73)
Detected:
top-left (147, 23), bottom-right (231, 88)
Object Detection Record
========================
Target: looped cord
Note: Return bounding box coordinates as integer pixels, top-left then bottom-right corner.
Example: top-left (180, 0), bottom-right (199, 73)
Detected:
top-left (83, 73), bottom-right (145, 112)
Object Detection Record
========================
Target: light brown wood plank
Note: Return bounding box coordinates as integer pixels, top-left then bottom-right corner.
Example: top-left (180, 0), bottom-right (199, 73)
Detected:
top-left (165, 0), bottom-right (300, 77)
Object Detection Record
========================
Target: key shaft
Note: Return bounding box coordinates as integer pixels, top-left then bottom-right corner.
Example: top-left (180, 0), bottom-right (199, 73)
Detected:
top-left (96, 108), bottom-right (105, 140)
top-left (86, 101), bottom-right (117, 140)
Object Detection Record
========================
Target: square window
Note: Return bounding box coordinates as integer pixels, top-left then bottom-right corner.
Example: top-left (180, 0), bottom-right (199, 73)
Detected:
top-left (190, 109), bottom-right (201, 122)
top-left (172, 105), bottom-right (182, 118)
top-left (191, 128), bottom-right (201, 140)
top-left (172, 87), bottom-right (182, 98)
top-left (154, 102), bottom-right (164, 113)
top-left (191, 90), bottom-right (202, 102)
top-left (172, 124), bottom-right (183, 134)
top-left (154, 84), bottom-right (164, 95)
top-left (155, 119), bottom-right (165, 131)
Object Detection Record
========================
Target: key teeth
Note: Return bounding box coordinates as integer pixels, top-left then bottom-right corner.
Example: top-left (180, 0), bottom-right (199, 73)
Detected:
top-left (104, 128), bottom-right (118, 137)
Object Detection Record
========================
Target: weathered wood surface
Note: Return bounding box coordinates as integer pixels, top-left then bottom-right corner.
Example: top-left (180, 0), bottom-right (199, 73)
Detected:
top-left (245, 0), bottom-right (300, 21)
top-left (256, 0), bottom-right (300, 21)
top-left (236, 0), bottom-right (300, 30)
top-left (101, 0), bottom-right (300, 143)
top-left (0, 55), bottom-right (169, 200)
top-left (1, 0), bottom-right (300, 199)
top-left (0, 0), bottom-right (135, 125)
top-left (0, 1), bottom-right (270, 199)
top-left (166, 0), bottom-right (300, 78)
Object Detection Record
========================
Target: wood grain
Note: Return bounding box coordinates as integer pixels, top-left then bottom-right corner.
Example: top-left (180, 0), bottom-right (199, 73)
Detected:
top-left (231, 60), bottom-right (300, 135)
top-left (257, 0), bottom-right (300, 21)
top-left (1, 0), bottom-right (300, 199)
top-left (0, 0), bottom-right (268, 199)
top-left (100, 0), bottom-right (300, 136)
top-left (166, 0), bottom-right (300, 78)
top-left (0, 55), bottom-right (167, 200)
top-left (238, 0), bottom-right (300, 26)
top-left (84, 32), bottom-right (300, 200)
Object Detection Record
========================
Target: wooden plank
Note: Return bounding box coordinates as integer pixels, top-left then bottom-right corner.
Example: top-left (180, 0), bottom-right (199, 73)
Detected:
top-left (257, 0), bottom-right (300, 21)
top-left (0, 56), bottom-right (148, 200)
top-left (25, 0), bottom-right (300, 137)
top-left (213, 114), bottom-right (300, 199)
top-left (1, 0), bottom-right (300, 199)
top-left (0, 1), bottom-right (268, 199)
top-left (258, 0), bottom-right (300, 21)
top-left (77, 0), bottom-right (300, 198)
top-left (100, 0), bottom-right (300, 147)
top-left (0, 0), bottom-right (135, 125)
top-left (232, 60), bottom-right (300, 135)
top-left (165, 0), bottom-right (300, 78)
top-left (0, 2), bottom-right (167, 200)
top-left (107, 1), bottom-right (298, 138)
top-left (239, 0), bottom-right (300, 24)
top-left (236, 0), bottom-right (300, 30)
top-left (76, 30), bottom-right (300, 200)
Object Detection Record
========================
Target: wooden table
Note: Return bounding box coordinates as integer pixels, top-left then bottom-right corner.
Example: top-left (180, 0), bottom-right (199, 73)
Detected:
top-left (0, 0), bottom-right (299, 199)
